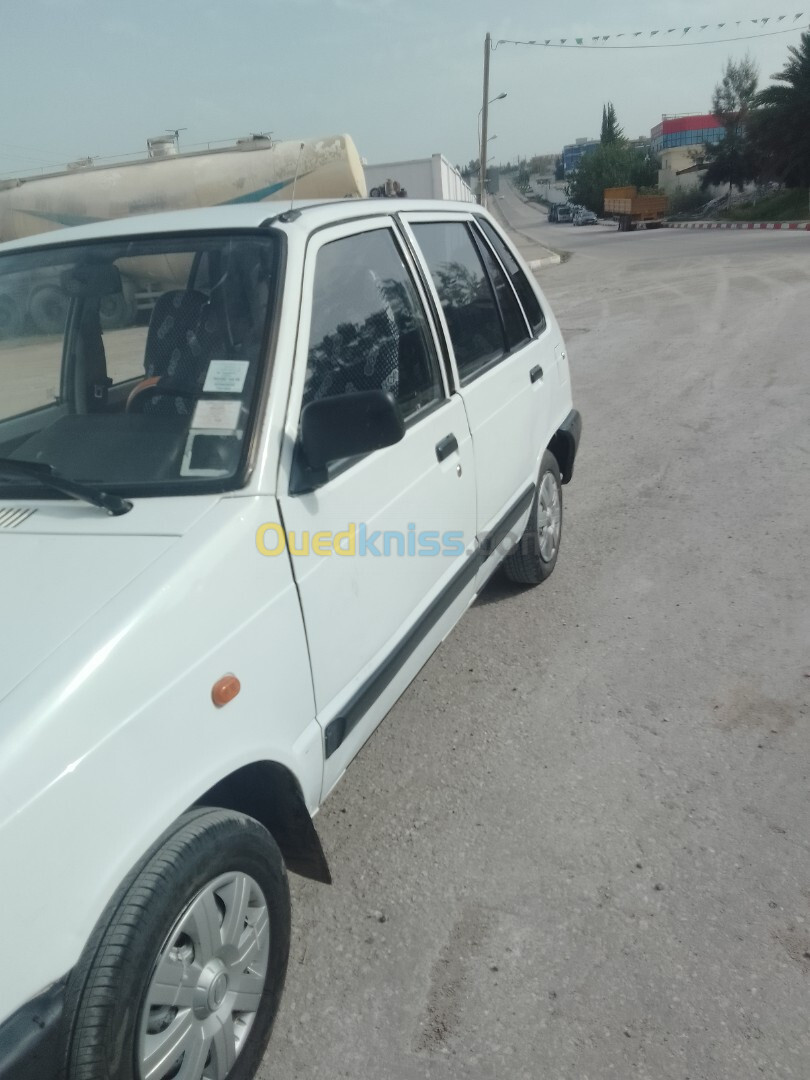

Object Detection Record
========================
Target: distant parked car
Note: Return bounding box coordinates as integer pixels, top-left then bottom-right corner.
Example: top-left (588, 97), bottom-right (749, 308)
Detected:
top-left (574, 209), bottom-right (598, 226)
top-left (555, 205), bottom-right (573, 223)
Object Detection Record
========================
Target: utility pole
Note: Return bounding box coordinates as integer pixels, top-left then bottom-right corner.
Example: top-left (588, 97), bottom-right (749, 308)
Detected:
top-left (479, 32), bottom-right (491, 207)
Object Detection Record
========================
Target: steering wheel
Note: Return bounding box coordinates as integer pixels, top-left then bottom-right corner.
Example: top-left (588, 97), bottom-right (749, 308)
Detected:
top-left (126, 377), bottom-right (198, 414)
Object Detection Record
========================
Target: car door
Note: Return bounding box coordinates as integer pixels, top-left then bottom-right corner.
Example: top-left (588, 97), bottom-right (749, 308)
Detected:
top-left (277, 218), bottom-right (477, 798)
top-left (402, 212), bottom-right (557, 578)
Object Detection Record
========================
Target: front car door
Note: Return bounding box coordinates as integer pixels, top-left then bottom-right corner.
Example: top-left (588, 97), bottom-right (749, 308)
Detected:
top-left (277, 217), bottom-right (477, 798)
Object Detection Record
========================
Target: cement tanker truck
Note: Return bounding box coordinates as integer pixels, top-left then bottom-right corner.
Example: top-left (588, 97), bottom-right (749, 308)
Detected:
top-left (0, 133), bottom-right (366, 336)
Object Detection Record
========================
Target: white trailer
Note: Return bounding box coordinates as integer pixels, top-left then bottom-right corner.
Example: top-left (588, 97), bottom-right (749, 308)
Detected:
top-left (365, 153), bottom-right (474, 202)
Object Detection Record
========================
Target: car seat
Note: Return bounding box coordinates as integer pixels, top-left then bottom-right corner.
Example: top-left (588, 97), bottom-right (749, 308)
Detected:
top-left (127, 290), bottom-right (224, 415)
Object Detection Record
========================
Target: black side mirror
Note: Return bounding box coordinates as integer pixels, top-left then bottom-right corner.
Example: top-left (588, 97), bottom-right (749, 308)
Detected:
top-left (293, 389), bottom-right (405, 492)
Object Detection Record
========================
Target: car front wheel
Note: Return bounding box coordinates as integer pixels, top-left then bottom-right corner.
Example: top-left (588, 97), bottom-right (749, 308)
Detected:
top-left (63, 808), bottom-right (291, 1080)
top-left (503, 450), bottom-right (563, 585)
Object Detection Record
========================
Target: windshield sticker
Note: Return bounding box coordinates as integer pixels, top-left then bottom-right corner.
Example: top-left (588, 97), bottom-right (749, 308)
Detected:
top-left (191, 399), bottom-right (242, 430)
top-left (203, 359), bottom-right (250, 394)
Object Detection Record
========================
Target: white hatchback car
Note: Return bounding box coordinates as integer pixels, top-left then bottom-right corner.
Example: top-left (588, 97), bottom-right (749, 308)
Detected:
top-left (0, 200), bottom-right (580, 1080)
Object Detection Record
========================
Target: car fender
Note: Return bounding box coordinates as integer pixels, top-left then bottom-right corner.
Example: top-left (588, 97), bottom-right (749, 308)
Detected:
top-left (0, 495), bottom-right (320, 1027)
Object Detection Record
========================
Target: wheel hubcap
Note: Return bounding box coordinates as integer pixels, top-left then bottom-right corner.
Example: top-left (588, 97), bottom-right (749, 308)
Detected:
top-left (195, 960), bottom-right (229, 1018)
top-left (536, 471), bottom-right (561, 562)
top-left (138, 872), bottom-right (270, 1080)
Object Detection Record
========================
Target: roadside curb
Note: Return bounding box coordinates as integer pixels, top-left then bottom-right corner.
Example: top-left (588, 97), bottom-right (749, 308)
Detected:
top-left (488, 187), bottom-right (562, 270)
top-left (527, 253), bottom-right (562, 269)
top-left (663, 220), bottom-right (810, 231)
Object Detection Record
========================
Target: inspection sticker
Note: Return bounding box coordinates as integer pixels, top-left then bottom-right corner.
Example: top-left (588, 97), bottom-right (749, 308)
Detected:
top-left (203, 360), bottom-right (249, 394)
top-left (191, 399), bottom-right (242, 430)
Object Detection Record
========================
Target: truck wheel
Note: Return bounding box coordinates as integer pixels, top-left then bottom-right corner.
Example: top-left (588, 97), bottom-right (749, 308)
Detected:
top-left (29, 285), bottom-right (70, 334)
top-left (64, 808), bottom-right (291, 1080)
top-left (0, 292), bottom-right (22, 338)
top-left (100, 277), bottom-right (138, 330)
top-left (503, 450), bottom-right (563, 586)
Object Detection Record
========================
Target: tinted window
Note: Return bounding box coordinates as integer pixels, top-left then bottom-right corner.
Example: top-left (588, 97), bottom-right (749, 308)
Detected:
top-left (411, 221), bottom-right (505, 382)
top-left (477, 218), bottom-right (546, 335)
top-left (474, 234), bottom-right (529, 352)
top-left (304, 229), bottom-right (442, 421)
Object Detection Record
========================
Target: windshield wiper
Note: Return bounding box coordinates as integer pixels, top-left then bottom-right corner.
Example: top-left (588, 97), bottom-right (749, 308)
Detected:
top-left (0, 459), bottom-right (132, 516)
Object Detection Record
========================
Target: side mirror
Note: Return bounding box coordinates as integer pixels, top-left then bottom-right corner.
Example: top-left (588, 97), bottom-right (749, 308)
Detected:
top-left (294, 389), bottom-right (405, 491)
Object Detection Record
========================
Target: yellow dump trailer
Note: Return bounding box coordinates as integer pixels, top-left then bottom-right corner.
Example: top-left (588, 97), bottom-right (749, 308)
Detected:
top-left (603, 186), bottom-right (669, 231)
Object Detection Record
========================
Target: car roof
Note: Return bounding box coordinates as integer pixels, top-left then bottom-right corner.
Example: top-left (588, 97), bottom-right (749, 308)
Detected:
top-left (0, 199), bottom-right (488, 254)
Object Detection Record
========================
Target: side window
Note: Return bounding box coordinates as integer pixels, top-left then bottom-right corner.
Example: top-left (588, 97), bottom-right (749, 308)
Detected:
top-left (476, 218), bottom-right (546, 335)
top-left (303, 229), bottom-right (443, 422)
top-left (410, 221), bottom-right (505, 383)
top-left (473, 234), bottom-right (530, 352)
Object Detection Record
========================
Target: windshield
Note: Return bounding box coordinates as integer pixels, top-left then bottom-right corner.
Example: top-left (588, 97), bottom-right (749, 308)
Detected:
top-left (0, 231), bottom-right (279, 497)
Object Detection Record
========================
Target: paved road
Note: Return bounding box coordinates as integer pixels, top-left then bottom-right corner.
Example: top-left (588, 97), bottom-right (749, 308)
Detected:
top-left (261, 191), bottom-right (810, 1080)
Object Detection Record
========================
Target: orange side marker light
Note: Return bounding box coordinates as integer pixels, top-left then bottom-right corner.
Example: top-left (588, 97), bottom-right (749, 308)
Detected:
top-left (212, 674), bottom-right (241, 707)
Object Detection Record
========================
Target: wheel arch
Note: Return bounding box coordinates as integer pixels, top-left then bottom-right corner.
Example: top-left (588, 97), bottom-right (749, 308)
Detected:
top-left (195, 760), bottom-right (331, 884)
top-left (548, 429), bottom-right (575, 484)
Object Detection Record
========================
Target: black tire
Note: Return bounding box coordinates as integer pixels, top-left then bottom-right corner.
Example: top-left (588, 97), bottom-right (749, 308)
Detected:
top-left (503, 450), bottom-right (563, 586)
top-left (100, 277), bottom-right (138, 330)
top-left (63, 808), bottom-right (291, 1080)
top-left (29, 285), bottom-right (70, 334)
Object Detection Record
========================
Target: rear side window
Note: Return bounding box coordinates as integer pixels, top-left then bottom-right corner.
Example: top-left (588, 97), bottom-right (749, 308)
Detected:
top-left (303, 228), bottom-right (442, 422)
top-left (473, 235), bottom-right (529, 352)
top-left (476, 218), bottom-right (546, 335)
top-left (411, 221), bottom-right (504, 382)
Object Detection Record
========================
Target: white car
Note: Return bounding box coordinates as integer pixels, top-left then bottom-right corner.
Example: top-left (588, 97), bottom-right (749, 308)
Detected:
top-left (573, 209), bottom-right (598, 226)
top-left (0, 200), bottom-right (581, 1080)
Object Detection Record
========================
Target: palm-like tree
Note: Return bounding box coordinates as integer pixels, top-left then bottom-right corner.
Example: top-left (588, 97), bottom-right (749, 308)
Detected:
top-left (752, 30), bottom-right (810, 187)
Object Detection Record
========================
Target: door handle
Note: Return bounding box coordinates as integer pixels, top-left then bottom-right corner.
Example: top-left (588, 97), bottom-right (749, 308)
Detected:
top-left (435, 434), bottom-right (459, 462)
top-left (530, 365), bottom-right (544, 383)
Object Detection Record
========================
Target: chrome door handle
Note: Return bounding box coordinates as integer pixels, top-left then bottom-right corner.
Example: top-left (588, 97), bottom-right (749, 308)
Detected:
top-left (435, 434), bottom-right (459, 462)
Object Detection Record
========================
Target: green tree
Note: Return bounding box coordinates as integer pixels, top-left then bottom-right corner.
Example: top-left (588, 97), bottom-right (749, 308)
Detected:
top-left (713, 53), bottom-right (758, 116)
top-left (567, 142), bottom-right (659, 212)
top-left (751, 30), bottom-right (810, 188)
top-left (600, 102), bottom-right (624, 145)
top-left (699, 55), bottom-right (759, 191)
top-left (554, 155), bottom-right (565, 181)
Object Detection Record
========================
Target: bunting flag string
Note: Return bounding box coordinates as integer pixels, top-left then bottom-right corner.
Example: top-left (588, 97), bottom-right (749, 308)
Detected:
top-left (493, 14), bottom-right (807, 50)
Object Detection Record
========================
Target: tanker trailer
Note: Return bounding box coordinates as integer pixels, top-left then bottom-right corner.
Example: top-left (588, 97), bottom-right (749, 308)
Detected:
top-left (0, 133), bottom-right (366, 335)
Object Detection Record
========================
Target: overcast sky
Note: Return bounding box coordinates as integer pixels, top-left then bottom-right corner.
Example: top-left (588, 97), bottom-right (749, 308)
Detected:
top-left (1, 0), bottom-right (806, 177)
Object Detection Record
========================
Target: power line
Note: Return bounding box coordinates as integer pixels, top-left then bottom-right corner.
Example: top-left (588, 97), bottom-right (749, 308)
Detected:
top-left (494, 17), bottom-right (808, 51)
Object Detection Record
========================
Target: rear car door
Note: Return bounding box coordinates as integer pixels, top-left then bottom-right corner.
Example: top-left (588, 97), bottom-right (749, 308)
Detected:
top-left (402, 212), bottom-right (557, 568)
top-left (277, 218), bottom-right (477, 797)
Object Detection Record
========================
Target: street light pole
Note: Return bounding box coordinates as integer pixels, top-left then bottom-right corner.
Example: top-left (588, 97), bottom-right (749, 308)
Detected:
top-left (479, 32), bottom-right (491, 206)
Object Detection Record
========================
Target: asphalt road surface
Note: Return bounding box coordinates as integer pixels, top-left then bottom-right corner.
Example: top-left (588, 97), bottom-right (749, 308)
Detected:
top-left (260, 190), bottom-right (810, 1080)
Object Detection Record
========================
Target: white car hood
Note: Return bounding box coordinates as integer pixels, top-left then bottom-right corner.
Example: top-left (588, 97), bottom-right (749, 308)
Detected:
top-left (0, 498), bottom-right (214, 704)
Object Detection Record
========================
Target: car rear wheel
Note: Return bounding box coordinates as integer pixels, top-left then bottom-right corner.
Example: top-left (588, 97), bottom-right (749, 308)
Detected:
top-left (64, 808), bottom-right (290, 1080)
top-left (503, 450), bottom-right (563, 585)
